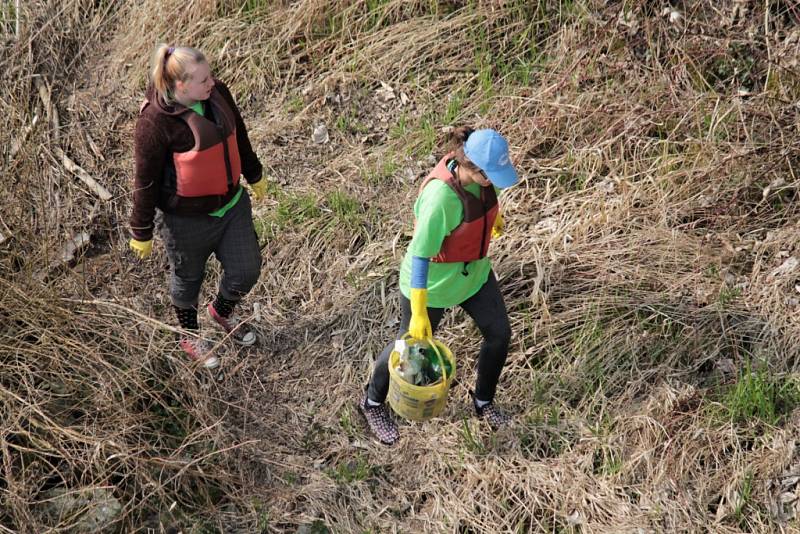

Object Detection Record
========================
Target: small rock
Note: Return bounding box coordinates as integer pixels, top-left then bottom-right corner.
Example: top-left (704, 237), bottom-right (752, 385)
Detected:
top-left (597, 178), bottom-right (615, 193)
top-left (312, 124), bottom-right (329, 144)
top-left (41, 488), bottom-right (122, 531)
top-left (770, 257), bottom-right (799, 280)
top-left (763, 177), bottom-right (786, 200)
top-left (566, 510), bottom-right (583, 525)
top-left (534, 217), bottom-right (558, 234)
top-left (296, 520), bottom-right (331, 534)
top-left (781, 475), bottom-right (800, 488)
top-left (60, 232), bottom-right (91, 263)
top-left (716, 358), bottom-right (737, 375)
top-left (375, 81), bottom-right (395, 102)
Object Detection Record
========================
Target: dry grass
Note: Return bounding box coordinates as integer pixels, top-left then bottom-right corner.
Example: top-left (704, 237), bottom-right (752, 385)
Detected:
top-left (2, 0), bottom-right (800, 531)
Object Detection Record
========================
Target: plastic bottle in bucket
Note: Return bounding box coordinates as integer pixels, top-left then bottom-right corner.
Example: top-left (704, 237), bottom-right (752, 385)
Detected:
top-left (395, 339), bottom-right (425, 385)
top-left (388, 335), bottom-right (456, 421)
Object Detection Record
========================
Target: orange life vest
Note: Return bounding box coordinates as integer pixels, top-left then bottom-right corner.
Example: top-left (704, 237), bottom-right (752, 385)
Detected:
top-left (141, 89), bottom-right (241, 198)
top-left (418, 154), bottom-right (499, 263)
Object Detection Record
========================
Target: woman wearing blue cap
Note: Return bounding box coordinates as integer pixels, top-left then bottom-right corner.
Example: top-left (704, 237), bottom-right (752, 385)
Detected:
top-left (359, 126), bottom-right (518, 445)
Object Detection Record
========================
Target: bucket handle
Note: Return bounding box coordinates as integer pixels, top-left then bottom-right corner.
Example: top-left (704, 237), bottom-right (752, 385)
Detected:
top-left (400, 333), bottom-right (449, 383)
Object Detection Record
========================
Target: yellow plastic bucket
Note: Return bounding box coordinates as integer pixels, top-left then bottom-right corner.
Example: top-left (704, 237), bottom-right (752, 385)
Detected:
top-left (387, 335), bottom-right (456, 421)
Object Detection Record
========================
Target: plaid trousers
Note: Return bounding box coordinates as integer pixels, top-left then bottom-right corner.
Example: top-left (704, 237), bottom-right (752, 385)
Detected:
top-left (160, 189), bottom-right (262, 309)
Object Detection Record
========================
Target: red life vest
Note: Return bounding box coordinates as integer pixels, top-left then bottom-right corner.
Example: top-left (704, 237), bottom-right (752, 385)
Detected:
top-left (141, 89), bottom-right (241, 198)
top-left (418, 154), bottom-right (499, 263)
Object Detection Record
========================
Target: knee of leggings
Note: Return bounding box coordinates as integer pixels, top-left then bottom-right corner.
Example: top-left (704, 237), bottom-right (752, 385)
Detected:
top-left (487, 321), bottom-right (512, 348)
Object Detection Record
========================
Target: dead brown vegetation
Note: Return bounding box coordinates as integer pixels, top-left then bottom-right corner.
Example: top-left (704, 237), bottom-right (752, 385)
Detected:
top-left (1, 0), bottom-right (800, 532)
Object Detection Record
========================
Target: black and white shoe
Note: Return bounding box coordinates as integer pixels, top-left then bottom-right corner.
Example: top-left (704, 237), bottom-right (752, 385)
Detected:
top-left (358, 395), bottom-right (400, 445)
top-left (471, 391), bottom-right (512, 429)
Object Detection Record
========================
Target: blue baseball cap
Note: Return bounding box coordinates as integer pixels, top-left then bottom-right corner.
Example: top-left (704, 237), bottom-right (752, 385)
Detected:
top-left (464, 129), bottom-right (518, 189)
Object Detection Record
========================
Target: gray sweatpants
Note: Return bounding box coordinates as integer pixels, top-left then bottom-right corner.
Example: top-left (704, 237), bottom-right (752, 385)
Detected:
top-left (160, 189), bottom-right (262, 309)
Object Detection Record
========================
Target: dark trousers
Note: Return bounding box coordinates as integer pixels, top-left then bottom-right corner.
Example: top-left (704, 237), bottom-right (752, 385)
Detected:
top-left (161, 189), bottom-right (262, 309)
top-left (367, 271), bottom-right (511, 404)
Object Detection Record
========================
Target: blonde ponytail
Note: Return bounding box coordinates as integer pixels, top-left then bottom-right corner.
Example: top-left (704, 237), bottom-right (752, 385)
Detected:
top-left (150, 44), bottom-right (207, 104)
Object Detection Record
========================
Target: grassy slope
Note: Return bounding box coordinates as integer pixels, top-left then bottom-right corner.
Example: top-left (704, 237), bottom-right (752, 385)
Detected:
top-left (1, 0), bottom-right (800, 531)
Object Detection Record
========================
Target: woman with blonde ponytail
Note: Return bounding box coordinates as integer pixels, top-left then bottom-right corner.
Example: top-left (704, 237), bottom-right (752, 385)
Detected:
top-left (359, 126), bottom-right (519, 445)
top-left (129, 44), bottom-right (270, 369)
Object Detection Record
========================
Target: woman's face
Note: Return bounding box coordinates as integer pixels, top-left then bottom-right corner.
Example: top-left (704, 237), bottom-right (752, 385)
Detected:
top-left (472, 168), bottom-right (492, 187)
top-left (459, 164), bottom-right (492, 187)
top-left (175, 60), bottom-right (214, 103)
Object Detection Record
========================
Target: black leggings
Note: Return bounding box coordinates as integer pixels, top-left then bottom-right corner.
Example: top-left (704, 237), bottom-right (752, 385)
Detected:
top-left (367, 271), bottom-right (511, 404)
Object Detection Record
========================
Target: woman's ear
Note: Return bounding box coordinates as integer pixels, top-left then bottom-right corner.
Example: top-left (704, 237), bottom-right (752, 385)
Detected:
top-left (174, 80), bottom-right (184, 95)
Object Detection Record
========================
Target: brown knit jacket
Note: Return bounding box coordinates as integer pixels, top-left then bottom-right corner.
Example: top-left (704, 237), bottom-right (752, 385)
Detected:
top-left (129, 79), bottom-right (262, 241)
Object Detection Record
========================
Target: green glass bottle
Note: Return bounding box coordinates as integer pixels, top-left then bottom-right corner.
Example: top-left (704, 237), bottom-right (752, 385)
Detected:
top-left (423, 346), bottom-right (452, 382)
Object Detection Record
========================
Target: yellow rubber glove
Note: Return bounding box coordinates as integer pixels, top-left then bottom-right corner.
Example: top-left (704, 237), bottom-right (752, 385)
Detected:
top-left (408, 288), bottom-right (432, 341)
top-left (129, 238), bottom-right (153, 259)
top-left (250, 179), bottom-right (269, 201)
top-left (492, 211), bottom-right (504, 239)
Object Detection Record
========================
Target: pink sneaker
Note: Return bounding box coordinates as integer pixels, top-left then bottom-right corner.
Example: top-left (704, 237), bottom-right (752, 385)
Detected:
top-left (179, 337), bottom-right (219, 368)
top-left (207, 303), bottom-right (257, 346)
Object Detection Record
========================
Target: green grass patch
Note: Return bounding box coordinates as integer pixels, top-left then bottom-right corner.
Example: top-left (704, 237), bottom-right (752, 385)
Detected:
top-left (1, 0), bottom-right (17, 27)
top-left (442, 89), bottom-right (464, 125)
top-left (460, 417), bottom-right (491, 454)
top-left (718, 364), bottom-right (800, 426)
top-left (216, 0), bottom-right (269, 18)
top-left (324, 189), bottom-right (363, 231)
top-left (254, 186), bottom-right (322, 241)
top-left (274, 192), bottom-right (320, 226)
top-left (518, 406), bottom-right (577, 459)
top-left (593, 443), bottom-right (623, 476)
top-left (338, 406), bottom-right (356, 438)
top-left (325, 453), bottom-right (374, 484)
top-left (251, 498), bottom-right (271, 531)
top-left (717, 286), bottom-right (742, 309)
top-left (413, 115), bottom-right (437, 157)
top-left (389, 113), bottom-right (409, 139)
top-left (285, 94), bottom-right (304, 113)
top-left (362, 154), bottom-right (399, 185)
top-left (734, 470), bottom-right (754, 527)
top-left (335, 111), bottom-right (369, 134)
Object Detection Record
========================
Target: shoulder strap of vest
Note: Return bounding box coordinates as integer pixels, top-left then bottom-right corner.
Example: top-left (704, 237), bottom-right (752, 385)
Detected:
top-left (419, 154), bottom-right (464, 195)
top-left (422, 158), bottom-right (473, 207)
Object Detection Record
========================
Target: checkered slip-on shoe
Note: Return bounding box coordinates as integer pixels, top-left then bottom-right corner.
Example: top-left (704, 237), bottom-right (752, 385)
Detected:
top-left (207, 303), bottom-right (257, 346)
top-left (471, 391), bottom-right (512, 429)
top-left (358, 395), bottom-right (400, 445)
